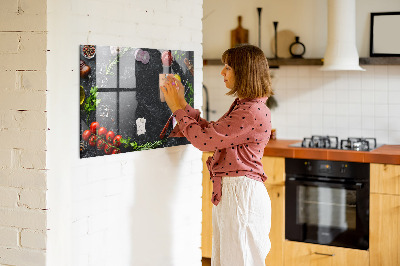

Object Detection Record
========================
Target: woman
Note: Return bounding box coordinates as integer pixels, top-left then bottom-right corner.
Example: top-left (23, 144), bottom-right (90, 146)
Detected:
top-left (161, 44), bottom-right (273, 266)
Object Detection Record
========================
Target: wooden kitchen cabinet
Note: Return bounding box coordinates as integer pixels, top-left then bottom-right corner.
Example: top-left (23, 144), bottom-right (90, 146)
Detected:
top-left (264, 184), bottom-right (285, 266)
top-left (370, 163), bottom-right (400, 266)
top-left (202, 152), bottom-right (213, 258)
top-left (370, 163), bottom-right (400, 195)
top-left (284, 241), bottom-right (369, 266)
top-left (262, 156), bottom-right (285, 266)
top-left (201, 154), bottom-right (286, 266)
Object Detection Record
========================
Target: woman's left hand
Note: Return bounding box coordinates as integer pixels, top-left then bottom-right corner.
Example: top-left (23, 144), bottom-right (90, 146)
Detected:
top-left (160, 75), bottom-right (185, 113)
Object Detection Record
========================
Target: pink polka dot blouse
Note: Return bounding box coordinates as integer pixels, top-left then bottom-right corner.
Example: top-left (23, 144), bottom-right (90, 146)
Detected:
top-left (170, 97), bottom-right (272, 206)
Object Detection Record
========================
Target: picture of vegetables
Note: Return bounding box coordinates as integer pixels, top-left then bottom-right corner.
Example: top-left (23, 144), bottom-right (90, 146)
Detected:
top-left (79, 45), bottom-right (194, 159)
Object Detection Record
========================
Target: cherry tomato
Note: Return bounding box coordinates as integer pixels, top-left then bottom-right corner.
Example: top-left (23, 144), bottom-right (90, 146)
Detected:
top-left (111, 148), bottom-right (120, 154)
top-left (104, 143), bottom-right (113, 155)
top-left (113, 135), bottom-right (122, 147)
top-left (82, 130), bottom-right (91, 142)
top-left (90, 121), bottom-right (100, 134)
top-left (106, 131), bottom-right (115, 143)
top-left (88, 135), bottom-right (97, 146)
top-left (98, 127), bottom-right (107, 138)
top-left (96, 138), bottom-right (106, 150)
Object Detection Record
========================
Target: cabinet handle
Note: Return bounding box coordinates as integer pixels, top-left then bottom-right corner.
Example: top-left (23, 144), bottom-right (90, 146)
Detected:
top-left (314, 252), bottom-right (335, 257)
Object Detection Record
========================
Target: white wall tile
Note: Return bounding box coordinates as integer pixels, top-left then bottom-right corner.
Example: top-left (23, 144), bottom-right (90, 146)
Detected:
top-left (205, 65), bottom-right (400, 145)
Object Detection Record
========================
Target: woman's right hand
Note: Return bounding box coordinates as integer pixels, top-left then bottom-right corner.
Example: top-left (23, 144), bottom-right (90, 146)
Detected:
top-left (170, 75), bottom-right (187, 108)
top-left (161, 75), bottom-right (187, 113)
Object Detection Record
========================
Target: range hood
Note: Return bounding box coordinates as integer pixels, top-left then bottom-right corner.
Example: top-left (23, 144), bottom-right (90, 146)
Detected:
top-left (320, 0), bottom-right (365, 71)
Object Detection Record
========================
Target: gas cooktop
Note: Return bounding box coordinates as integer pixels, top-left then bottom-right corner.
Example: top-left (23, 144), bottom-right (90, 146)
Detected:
top-left (289, 135), bottom-right (382, 151)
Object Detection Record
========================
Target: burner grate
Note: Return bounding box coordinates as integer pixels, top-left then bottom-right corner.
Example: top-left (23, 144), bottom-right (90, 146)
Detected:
top-left (340, 137), bottom-right (377, 151)
top-left (301, 135), bottom-right (339, 149)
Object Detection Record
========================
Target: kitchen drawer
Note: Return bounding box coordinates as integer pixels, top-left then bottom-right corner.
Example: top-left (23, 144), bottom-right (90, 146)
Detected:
top-left (284, 241), bottom-right (369, 266)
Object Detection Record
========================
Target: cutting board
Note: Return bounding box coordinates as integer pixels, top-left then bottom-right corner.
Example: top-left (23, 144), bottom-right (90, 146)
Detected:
top-left (231, 16), bottom-right (249, 48)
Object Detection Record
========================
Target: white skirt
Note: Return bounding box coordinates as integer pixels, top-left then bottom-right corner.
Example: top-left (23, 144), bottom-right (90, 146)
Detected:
top-left (212, 176), bottom-right (271, 266)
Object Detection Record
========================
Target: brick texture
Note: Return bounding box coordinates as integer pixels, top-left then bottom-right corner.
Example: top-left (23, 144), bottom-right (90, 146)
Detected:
top-left (0, 0), bottom-right (47, 264)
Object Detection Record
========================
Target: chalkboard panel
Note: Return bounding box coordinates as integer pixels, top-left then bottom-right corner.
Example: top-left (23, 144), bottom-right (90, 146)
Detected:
top-left (79, 45), bottom-right (194, 158)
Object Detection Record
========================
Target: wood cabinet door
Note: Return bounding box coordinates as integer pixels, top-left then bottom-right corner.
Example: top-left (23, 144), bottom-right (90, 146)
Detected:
top-left (284, 241), bottom-right (369, 266)
top-left (265, 184), bottom-right (285, 266)
top-left (202, 152), bottom-right (213, 258)
top-left (370, 163), bottom-right (400, 195)
top-left (370, 193), bottom-right (400, 266)
top-left (262, 156), bottom-right (285, 186)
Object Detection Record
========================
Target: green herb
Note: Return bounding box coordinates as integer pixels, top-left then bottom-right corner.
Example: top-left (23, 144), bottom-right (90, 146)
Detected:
top-left (173, 50), bottom-right (186, 61)
top-left (185, 82), bottom-right (194, 107)
top-left (106, 47), bottom-right (132, 75)
top-left (121, 137), bottom-right (166, 151)
top-left (84, 86), bottom-right (101, 124)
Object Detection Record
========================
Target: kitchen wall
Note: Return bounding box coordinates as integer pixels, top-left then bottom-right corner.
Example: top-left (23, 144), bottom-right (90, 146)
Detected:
top-left (203, 0), bottom-right (400, 144)
top-left (54, 0), bottom-right (202, 266)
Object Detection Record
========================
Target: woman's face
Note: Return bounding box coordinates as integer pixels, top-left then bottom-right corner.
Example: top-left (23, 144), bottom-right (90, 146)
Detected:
top-left (220, 64), bottom-right (235, 89)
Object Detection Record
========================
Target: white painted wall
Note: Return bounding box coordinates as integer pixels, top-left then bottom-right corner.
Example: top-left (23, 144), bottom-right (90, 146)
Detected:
top-left (203, 0), bottom-right (400, 58)
top-left (203, 0), bottom-right (400, 145)
top-left (46, 0), bottom-right (203, 266)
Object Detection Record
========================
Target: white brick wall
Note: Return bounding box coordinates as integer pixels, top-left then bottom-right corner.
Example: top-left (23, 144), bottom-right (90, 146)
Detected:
top-left (0, 0), bottom-right (48, 265)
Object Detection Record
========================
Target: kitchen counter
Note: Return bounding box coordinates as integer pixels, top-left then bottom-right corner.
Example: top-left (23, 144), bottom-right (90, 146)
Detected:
top-left (264, 139), bottom-right (400, 164)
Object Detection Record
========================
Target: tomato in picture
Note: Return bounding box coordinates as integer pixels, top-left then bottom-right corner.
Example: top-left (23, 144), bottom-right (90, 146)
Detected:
top-left (88, 135), bottom-right (97, 146)
top-left (113, 135), bottom-right (122, 147)
top-left (90, 121), bottom-right (100, 134)
top-left (82, 130), bottom-right (91, 142)
top-left (111, 148), bottom-right (120, 154)
top-left (106, 131), bottom-right (115, 143)
top-left (98, 127), bottom-right (107, 138)
top-left (104, 143), bottom-right (113, 155)
top-left (96, 138), bottom-right (106, 150)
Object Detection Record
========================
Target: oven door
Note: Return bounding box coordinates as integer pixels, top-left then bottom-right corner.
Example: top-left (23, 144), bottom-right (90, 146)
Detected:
top-left (285, 177), bottom-right (369, 250)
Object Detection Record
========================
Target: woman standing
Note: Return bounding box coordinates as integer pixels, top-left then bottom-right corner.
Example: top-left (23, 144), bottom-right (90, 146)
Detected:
top-left (161, 44), bottom-right (273, 266)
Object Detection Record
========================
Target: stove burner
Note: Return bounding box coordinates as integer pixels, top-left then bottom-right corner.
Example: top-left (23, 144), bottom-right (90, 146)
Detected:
top-left (295, 136), bottom-right (378, 151)
top-left (301, 135), bottom-right (339, 149)
top-left (340, 137), bottom-right (377, 151)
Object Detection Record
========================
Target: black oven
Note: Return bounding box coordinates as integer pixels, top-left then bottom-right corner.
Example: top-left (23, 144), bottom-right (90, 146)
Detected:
top-left (285, 158), bottom-right (369, 250)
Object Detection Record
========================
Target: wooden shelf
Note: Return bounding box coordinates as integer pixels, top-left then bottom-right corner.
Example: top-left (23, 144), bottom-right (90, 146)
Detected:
top-left (359, 57), bottom-right (400, 65)
top-left (203, 58), bottom-right (323, 67)
top-left (203, 57), bottom-right (400, 67)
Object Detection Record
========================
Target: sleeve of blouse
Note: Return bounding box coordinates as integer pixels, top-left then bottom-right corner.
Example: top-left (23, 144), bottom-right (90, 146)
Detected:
top-left (173, 106), bottom-right (256, 151)
top-left (169, 104), bottom-right (210, 138)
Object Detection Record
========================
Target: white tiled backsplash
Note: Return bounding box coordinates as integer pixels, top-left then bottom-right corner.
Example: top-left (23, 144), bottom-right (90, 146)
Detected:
top-left (203, 65), bottom-right (400, 145)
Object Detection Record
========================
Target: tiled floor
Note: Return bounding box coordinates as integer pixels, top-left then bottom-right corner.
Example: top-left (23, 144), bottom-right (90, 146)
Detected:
top-left (202, 257), bottom-right (211, 266)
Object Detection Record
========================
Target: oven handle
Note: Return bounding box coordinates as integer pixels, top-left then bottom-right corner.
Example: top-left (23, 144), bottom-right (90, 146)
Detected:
top-left (286, 177), bottom-right (364, 189)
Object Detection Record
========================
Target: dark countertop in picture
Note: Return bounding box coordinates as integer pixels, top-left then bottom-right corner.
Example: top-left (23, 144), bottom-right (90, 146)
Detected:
top-left (263, 139), bottom-right (400, 165)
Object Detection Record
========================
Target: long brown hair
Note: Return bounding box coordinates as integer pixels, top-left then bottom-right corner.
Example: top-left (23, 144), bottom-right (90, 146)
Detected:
top-left (221, 45), bottom-right (273, 99)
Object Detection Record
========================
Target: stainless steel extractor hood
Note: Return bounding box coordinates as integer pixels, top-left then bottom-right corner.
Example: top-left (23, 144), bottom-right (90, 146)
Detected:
top-left (320, 0), bottom-right (365, 71)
